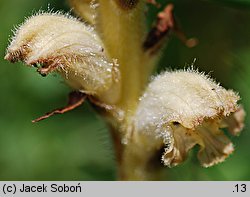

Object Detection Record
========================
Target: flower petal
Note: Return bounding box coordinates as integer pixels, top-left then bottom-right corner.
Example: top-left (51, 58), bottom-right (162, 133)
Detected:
top-left (220, 105), bottom-right (245, 136)
top-left (197, 120), bottom-right (234, 167)
top-left (162, 124), bottom-right (201, 167)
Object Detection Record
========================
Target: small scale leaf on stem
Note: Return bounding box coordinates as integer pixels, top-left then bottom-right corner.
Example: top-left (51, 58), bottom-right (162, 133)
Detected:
top-left (32, 91), bottom-right (87, 123)
top-left (143, 4), bottom-right (198, 55)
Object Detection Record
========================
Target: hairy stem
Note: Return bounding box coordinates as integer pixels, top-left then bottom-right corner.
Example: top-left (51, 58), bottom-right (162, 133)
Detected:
top-left (97, 0), bottom-right (148, 112)
top-left (109, 125), bottom-right (164, 180)
top-left (96, 0), bottom-right (164, 180)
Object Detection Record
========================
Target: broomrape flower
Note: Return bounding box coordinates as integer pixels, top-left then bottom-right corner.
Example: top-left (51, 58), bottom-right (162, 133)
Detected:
top-left (4, 0), bottom-right (246, 180)
top-left (134, 69), bottom-right (245, 167)
top-left (5, 12), bottom-right (120, 100)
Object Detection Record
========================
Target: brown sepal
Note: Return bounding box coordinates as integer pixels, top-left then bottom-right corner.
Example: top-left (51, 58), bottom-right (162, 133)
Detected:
top-left (32, 91), bottom-right (87, 123)
top-left (143, 3), bottom-right (198, 55)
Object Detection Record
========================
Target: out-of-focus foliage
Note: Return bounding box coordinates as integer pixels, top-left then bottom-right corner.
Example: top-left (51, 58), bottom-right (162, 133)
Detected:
top-left (207, 0), bottom-right (250, 8)
top-left (0, 0), bottom-right (249, 180)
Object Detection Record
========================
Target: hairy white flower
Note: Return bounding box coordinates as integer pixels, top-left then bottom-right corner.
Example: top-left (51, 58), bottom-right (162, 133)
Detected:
top-left (5, 13), bottom-right (119, 97)
top-left (134, 69), bottom-right (245, 167)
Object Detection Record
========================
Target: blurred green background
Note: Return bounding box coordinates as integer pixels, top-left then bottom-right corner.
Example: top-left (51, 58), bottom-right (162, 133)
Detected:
top-left (0, 0), bottom-right (249, 180)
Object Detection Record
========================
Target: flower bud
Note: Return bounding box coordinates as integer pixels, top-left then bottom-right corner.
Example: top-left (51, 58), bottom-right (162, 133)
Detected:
top-left (134, 69), bottom-right (245, 167)
top-left (5, 13), bottom-right (119, 97)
